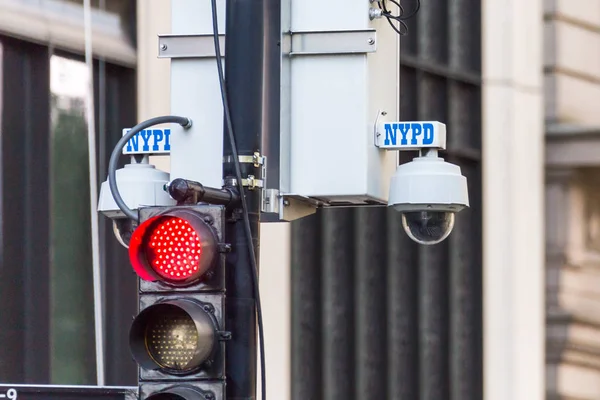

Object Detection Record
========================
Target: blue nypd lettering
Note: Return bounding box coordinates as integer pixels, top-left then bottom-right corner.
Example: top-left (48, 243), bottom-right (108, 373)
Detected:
top-left (123, 129), bottom-right (171, 154)
top-left (383, 122), bottom-right (435, 146)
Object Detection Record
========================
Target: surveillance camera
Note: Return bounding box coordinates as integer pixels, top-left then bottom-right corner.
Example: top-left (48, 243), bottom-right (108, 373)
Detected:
top-left (388, 151), bottom-right (469, 245)
top-left (98, 160), bottom-right (176, 247)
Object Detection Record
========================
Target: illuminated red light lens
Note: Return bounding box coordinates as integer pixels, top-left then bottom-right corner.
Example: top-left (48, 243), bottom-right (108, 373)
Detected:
top-left (129, 209), bottom-right (219, 285)
top-left (145, 217), bottom-right (203, 282)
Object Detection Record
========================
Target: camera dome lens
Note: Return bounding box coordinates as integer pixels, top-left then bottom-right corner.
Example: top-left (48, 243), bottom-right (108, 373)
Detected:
top-left (401, 211), bottom-right (455, 245)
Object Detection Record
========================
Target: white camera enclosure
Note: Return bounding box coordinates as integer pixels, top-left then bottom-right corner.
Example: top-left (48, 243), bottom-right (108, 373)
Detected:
top-left (388, 155), bottom-right (469, 212)
top-left (98, 163), bottom-right (176, 219)
top-left (263, 0), bottom-right (399, 219)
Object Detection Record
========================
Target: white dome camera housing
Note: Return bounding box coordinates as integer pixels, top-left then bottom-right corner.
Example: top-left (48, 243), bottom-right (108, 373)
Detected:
top-left (98, 159), bottom-right (176, 248)
top-left (388, 151), bottom-right (469, 245)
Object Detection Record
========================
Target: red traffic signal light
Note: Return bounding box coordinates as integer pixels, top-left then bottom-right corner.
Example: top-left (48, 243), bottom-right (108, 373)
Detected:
top-left (129, 209), bottom-right (219, 285)
top-left (131, 205), bottom-right (227, 398)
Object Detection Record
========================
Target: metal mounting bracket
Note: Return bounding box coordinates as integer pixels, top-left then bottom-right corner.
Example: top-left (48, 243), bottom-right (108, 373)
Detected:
top-left (261, 190), bottom-right (319, 221)
top-left (158, 34), bottom-right (225, 59)
top-left (282, 29), bottom-right (377, 56)
top-left (158, 29), bottom-right (377, 59)
top-left (262, 189), bottom-right (280, 214)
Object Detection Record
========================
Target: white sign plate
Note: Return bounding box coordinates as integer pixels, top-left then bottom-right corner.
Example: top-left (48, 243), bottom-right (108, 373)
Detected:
top-left (122, 128), bottom-right (172, 155)
top-left (375, 121), bottom-right (447, 150)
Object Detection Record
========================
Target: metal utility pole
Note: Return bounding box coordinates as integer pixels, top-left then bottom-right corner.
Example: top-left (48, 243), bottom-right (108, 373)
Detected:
top-left (223, 0), bottom-right (267, 398)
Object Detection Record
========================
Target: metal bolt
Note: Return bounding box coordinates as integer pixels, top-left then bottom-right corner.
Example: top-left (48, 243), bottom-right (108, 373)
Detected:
top-left (369, 7), bottom-right (383, 20)
top-left (203, 304), bottom-right (215, 314)
top-left (368, 38), bottom-right (375, 45)
top-left (219, 331), bottom-right (232, 340)
top-left (160, 44), bottom-right (167, 51)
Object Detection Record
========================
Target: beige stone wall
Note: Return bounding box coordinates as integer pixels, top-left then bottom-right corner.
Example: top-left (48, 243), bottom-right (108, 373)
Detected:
top-left (544, 0), bottom-right (600, 126)
top-left (483, 0), bottom-right (546, 399)
top-left (546, 169), bottom-right (600, 400)
top-left (545, 1), bottom-right (600, 399)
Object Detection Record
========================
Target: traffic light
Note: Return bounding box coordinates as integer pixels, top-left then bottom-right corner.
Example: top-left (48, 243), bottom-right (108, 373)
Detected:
top-left (128, 205), bottom-right (229, 400)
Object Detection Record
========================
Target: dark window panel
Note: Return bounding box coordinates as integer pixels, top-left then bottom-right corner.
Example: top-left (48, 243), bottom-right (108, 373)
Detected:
top-left (400, 3), bottom-right (419, 57)
top-left (417, 72), bottom-right (448, 121)
top-left (0, 39), bottom-right (136, 386)
top-left (291, 214), bottom-right (323, 400)
top-left (386, 208), bottom-right (420, 399)
top-left (447, 161), bottom-right (483, 400)
top-left (416, 0), bottom-right (449, 65)
top-left (94, 60), bottom-right (138, 387)
top-left (0, 36), bottom-right (51, 384)
top-left (49, 56), bottom-right (96, 384)
top-left (321, 208), bottom-right (356, 400)
top-left (418, 236), bottom-right (450, 400)
top-left (400, 66), bottom-right (418, 119)
top-left (448, 0), bottom-right (482, 73)
top-left (447, 81), bottom-right (482, 152)
top-left (354, 206), bottom-right (388, 399)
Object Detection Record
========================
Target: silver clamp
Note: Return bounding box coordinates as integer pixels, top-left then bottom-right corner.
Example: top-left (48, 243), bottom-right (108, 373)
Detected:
top-left (223, 152), bottom-right (265, 167)
top-left (224, 175), bottom-right (264, 190)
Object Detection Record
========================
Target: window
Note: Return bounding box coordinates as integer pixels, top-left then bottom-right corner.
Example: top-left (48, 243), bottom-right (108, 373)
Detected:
top-left (0, 35), bottom-right (137, 386)
top-left (49, 54), bottom-right (95, 384)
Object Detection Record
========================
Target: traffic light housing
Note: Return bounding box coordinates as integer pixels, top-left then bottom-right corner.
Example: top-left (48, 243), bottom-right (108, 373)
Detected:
top-left (140, 383), bottom-right (224, 399)
top-left (129, 205), bottom-right (229, 399)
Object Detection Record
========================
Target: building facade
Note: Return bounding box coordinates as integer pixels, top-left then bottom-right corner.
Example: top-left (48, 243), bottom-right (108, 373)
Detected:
top-left (545, 1), bottom-right (600, 399)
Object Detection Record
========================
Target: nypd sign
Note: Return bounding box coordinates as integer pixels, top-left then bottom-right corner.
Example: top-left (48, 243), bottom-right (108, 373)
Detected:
top-left (375, 121), bottom-right (447, 150)
top-left (122, 128), bottom-right (171, 155)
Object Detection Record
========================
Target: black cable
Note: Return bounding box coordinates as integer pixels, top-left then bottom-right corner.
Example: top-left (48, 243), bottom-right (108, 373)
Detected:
top-left (108, 115), bottom-right (192, 221)
top-left (209, 1), bottom-right (267, 399)
top-left (377, 0), bottom-right (420, 35)
top-left (386, 15), bottom-right (408, 36)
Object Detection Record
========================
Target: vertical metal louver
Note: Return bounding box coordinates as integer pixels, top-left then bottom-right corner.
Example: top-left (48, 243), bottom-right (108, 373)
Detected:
top-left (291, 1), bottom-right (483, 399)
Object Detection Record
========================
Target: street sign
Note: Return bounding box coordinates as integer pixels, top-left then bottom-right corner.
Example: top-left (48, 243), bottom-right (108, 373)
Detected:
top-left (375, 121), bottom-right (447, 150)
top-left (0, 385), bottom-right (137, 400)
top-left (122, 128), bottom-right (171, 155)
